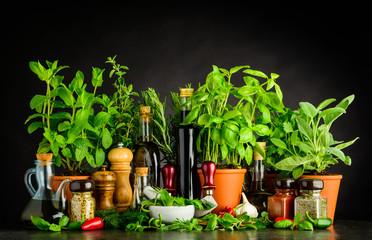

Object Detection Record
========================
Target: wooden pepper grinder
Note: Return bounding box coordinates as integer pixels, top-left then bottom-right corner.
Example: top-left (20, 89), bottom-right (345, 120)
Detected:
top-left (108, 143), bottom-right (133, 212)
top-left (92, 164), bottom-right (116, 210)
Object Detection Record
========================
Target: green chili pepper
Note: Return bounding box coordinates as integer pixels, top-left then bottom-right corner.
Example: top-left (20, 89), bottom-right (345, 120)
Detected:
top-left (305, 211), bottom-right (332, 229)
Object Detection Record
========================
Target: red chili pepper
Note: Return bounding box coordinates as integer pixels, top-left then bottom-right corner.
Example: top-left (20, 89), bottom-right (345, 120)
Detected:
top-left (225, 206), bottom-right (235, 217)
top-left (81, 217), bottom-right (104, 230)
top-left (275, 217), bottom-right (294, 223)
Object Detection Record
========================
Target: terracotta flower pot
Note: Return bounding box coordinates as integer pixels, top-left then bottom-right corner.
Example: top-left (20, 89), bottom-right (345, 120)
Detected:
top-left (198, 168), bottom-right (246, 214)
top-left (53, 176), bottom-right (91, 203)
top-left (299, 174), bottom-right (342, 223)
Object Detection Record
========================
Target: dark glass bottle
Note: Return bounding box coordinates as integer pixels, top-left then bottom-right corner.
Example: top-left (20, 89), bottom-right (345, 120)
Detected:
top-left (245, 142), bottom-right (272, 214)
top-left (133, 106), bottom-right (161, 187)
top-left (176, 88), bottom-right (199, 199)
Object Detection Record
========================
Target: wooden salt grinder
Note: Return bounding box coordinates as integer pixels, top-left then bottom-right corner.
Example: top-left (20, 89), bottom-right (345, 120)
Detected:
top-left (108, 143), bottom-right (133, 212)
top-left (92, 165), bottom-right (116, 210)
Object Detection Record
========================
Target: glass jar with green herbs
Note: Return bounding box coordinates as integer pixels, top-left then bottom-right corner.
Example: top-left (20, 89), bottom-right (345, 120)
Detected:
top-left (294, 178), bottom-right (327, 220)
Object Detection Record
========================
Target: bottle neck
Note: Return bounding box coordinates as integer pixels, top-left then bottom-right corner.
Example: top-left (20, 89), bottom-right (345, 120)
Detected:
top-left (251, 159), bottom-right (264, 191)
top-left (138, 114), bottom-right (152, 142)
top-left (180, 96), bottom-right (192, 122)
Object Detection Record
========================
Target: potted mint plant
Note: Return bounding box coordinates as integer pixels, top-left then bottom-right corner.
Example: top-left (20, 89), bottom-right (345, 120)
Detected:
top-left (182, 65), bottom-right (285, 213)
top-left (25, 60), bottom-right (121, 199)
top-left (270, 95), bottom-right (358, 221)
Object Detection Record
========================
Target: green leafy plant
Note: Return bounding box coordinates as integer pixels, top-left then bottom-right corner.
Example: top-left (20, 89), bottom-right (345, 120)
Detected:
top-left (182, 65), bottom-right (284, 167)
top-left (140, 188), bottom-right (215, 211)
top-left (26, 60), bottom-right (115, 175)
top-left (272, 95), bottom-right (359, 178)
top-left (105, 56), bottom-right (139, 150)
top-left (141, 87), bottom-right (182, 163)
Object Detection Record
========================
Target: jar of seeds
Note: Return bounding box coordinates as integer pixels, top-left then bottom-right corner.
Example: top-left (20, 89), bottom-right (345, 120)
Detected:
top-left (294, 178), bottom-right (327, 220)
top-left (69, 180), bottom-right (96, 222)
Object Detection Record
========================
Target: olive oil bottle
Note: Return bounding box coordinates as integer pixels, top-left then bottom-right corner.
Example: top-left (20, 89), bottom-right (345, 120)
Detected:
top-left (133, 106), bottom-right (161, 187)
top-left (245, 142), bottom-right (272, 214)
top-left (176, 88), bottom-right (199, 199)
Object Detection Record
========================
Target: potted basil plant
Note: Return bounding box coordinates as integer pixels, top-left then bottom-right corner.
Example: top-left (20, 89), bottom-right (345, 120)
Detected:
top-left (270, 95), bottom-right (358, 222)
top-left (182, 65), bottom-right (285, 213)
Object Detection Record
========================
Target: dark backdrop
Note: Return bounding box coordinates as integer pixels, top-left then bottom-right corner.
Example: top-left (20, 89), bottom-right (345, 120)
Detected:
top-left (1, 3), bottom-right (369, 227)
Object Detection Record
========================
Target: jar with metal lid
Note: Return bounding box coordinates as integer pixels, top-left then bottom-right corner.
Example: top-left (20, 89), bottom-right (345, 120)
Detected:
top-left (69, 180), bottom-right (96, 222)
top-left (294, 178), bottom-right (327, 220)
top-left (268, 178), bottom-right (296, 220)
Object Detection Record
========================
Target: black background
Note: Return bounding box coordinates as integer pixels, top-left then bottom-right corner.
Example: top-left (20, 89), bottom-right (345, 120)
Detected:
top-left (1, 2), bottom-right (370, 227)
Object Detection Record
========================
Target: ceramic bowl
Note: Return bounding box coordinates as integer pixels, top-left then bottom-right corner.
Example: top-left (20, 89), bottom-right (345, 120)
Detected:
top-left (149, 205), bottom-right (195, 224)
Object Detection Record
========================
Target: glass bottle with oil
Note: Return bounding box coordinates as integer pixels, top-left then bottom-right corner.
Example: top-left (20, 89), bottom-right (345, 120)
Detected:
top-left (245, 142), bottom-right (272, 214)
top-left (176, 88), bottom-right (199, 199)
top-left (133, 106), bottom-right (161, 187)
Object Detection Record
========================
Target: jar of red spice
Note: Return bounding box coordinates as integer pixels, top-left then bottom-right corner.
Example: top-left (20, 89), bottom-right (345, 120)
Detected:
top-left (268, 178), bottom-right (296, 221)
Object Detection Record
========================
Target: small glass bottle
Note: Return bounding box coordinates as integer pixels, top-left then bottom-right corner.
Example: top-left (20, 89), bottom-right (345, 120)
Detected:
top-left (295, 178), bottom-right (327, 220)
top-left (245, 142), bottom-right (272, 214)
top-left (69, 180), bottom-right (96, 222)
top-left (268, 178), bottom-right (296, 220)
top-left (133, 106), bottom-right (161, 187)
top-left (131, 167), bottom-right (150, 210)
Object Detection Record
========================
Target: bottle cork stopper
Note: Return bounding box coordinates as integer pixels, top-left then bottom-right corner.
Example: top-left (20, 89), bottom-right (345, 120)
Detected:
top-left (140, 106), bottom-right (151, 115)
top-left (135, 167), bottom-right (149, 176)
top-left (36, 153), bottom-right (53, 165)
top-left (179, 88), bottom-right (194, 97)
top-left (253, 142), bottom-right (266, 160)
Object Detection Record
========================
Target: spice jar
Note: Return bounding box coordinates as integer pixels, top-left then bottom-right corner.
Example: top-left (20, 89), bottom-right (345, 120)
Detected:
top-left (268, 178), bottom-right (296, 221)
top-left (69, 180), bottom-right (96, 222)
top-left (92, 164), bottom-right (116, 210)
top-left (295, 178), bottom-right (327, 220)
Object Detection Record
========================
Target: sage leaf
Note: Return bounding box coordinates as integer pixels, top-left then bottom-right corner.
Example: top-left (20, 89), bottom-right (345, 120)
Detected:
top-left (275, 156), bottom-right (312, 171)
top-left (295, 117), bottom-right (313, 139)
top-left (335, 137), bottom-right (359, 150)
top-left (299, 102), bottom-right (317, 118)
top-left (270, 138), bottom-right (287, 150)
top-left (317, 98), bottom-right (336, 110)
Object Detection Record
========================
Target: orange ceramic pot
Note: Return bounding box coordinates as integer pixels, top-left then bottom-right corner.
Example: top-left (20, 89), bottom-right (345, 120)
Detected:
top-left (53, 175), bottom-right (91, 203)
top-left (198, 168), bottom-right (246, 214)
top-left (299, 174), bottom-right (342, 223)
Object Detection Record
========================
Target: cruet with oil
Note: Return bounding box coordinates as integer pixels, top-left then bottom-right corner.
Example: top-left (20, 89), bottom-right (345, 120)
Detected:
top-left (21, 153), bottom-right (71, 227)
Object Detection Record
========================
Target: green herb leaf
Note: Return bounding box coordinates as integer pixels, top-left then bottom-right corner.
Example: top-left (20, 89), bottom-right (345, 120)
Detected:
top-left (58, 216), bottom-right (69, 227)
top-left (299, 102), bottom-right (317, 118)
top-left (298, 220), bottom-right (314, 231)
top-left (49, 223), bottom-right (61, 232)
top-left (273, 219), bottom-right (293, 229)
top-left (30, 216), bottom-right (51, 231)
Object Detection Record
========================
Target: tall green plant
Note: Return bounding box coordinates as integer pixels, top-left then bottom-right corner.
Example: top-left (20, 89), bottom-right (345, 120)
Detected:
top-left (105, 56), bottom-right (139, 150)
top-left (182, 65), bottom-right (284, 166)
top-left (26, 60), bottom-right (114, 174)
top-left (141, 88), bottom-right (181, 163)
top-left (272, 95), bottom-right (359, 178)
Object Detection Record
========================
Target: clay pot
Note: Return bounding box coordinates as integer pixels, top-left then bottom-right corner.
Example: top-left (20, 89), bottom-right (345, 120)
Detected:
top-left (299, 174), bottom-right (342, 223)
top-left (53, 175), bottom-right (91, 202)
top-left (198, 168), bottom-right (246, 214)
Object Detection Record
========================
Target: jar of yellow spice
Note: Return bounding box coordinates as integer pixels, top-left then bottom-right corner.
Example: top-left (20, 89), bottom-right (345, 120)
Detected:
top-left (69, 180), bottom-right (96, 222)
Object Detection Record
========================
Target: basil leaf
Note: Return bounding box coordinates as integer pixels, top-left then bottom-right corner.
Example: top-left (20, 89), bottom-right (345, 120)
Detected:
top-left (273, 219), bottom-right (293, 229)
top-left (58, 216), bottom-right (69, 227)
top-left (30, 216), bottom-right (51, 231)
top-left (49, 223), bottom-right (61, 232)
